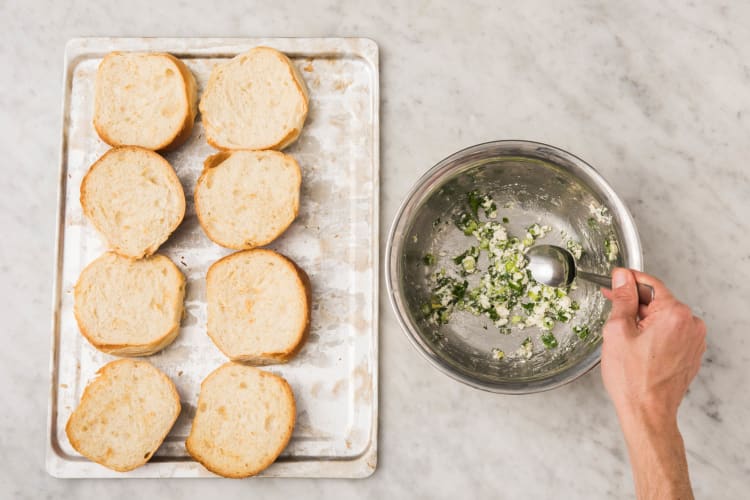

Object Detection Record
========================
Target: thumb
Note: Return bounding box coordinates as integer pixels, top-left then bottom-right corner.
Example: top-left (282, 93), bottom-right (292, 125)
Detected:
top-left (608, 268), bottom-right (639, 322)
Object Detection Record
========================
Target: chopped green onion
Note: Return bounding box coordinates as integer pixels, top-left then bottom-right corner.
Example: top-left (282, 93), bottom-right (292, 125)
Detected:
top-left (541, 332), bottom-right (558, 349)
top-left (573, 325), bottom-right (590, 339)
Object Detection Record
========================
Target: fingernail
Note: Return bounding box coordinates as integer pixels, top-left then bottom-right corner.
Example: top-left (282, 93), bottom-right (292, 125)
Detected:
top-left (612, 269), bottom-right (628, 288)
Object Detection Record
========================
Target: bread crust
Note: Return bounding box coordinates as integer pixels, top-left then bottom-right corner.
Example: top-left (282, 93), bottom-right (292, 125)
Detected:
top-left (93, 51), bottom-right (198, 151)
top-left (73, 252), bottom-right (185, 356)
top-left (159, 53), bottom-right (199, 151)
top-left (65, 359), bottom-right (181, 472)
top-left (262, 257), bottom-right (312, 364)
top-left (199, 47), bottom-right (309, 151)
top-left (194, 150), bottom-right (301, 250)
top-left (272, 49), bottom-right (310, 150)
top-left (80, 146), bottom-right (186, 259)
top-left (185, 363), bottom-right (296, 478)
top-left (205, 249), bottom-right (310, 363)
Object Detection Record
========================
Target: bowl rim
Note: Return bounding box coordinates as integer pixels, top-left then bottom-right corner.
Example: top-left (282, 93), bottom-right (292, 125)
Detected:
top-left (385, 139), bottom-right (644, 394)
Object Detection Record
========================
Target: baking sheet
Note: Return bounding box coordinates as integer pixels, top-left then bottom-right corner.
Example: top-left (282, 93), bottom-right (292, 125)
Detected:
top-left (47, 37), bottom-right (379, 478)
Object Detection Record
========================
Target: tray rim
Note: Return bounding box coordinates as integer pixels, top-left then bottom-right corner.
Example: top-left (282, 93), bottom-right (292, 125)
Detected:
top-left (46, 36), bottom-right (379, 479)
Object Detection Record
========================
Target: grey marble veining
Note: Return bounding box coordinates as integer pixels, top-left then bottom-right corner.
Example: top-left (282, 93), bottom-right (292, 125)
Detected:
top-left (1, 0), bottom-right (748, 498)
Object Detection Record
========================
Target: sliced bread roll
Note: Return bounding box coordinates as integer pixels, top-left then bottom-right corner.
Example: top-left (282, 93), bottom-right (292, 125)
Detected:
top-left (94, 51), bottom-right (198, 151)
top-left (199, 47), bottom-right (309, 150)
top-left (194, 150), bottom-right (301, 250)
top-left (74, 252), bottom-right (185, 356)
top-left (80, 146), bottom-right (185, 259)
top-left (186, 363), bottom-right (295, 478)
top-left (206, 249), bottom-right (310, 363)
top-left (66, 359), bottom-right (181, 472)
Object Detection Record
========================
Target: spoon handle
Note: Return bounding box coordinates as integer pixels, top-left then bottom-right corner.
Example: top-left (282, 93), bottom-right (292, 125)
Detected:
top-left (576, 270), bottom-right (654, 305)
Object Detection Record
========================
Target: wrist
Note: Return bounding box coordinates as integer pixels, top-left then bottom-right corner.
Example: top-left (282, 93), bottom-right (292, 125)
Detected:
top-left (616, 399), bottom-right (679, 439)
top-left (613, 400), bottom-right (693, 500)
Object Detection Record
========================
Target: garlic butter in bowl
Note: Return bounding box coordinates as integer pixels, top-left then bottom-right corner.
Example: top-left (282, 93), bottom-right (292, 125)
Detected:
top-left (385, 140), bottom-right (643, 394)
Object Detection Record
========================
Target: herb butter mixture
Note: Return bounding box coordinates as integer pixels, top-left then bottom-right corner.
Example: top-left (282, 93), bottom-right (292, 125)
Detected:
top-left (422, 191), bottom-right (592, 359)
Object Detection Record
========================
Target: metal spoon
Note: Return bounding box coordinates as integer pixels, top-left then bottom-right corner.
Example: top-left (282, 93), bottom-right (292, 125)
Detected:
top-left (526, 244), bottom-right (654, 304)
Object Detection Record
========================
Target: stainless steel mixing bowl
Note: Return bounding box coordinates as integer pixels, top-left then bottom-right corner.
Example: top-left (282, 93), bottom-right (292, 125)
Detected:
top-left (385, 140), bottom-right (643, 394)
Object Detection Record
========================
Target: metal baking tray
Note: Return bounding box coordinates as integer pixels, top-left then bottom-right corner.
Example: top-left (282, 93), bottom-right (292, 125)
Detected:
top-left (47, 37), bottom-right (379, 478)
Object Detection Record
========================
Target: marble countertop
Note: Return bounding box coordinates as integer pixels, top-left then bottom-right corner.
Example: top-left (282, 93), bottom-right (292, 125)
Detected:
top-left (1, 0), bottom-right (748, 498)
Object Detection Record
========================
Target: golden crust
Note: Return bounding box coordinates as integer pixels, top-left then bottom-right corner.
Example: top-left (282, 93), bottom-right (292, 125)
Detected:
top-left (159, 53), bottom-right (199, 151)
top-left (272, 49), bottom-right (310, 150)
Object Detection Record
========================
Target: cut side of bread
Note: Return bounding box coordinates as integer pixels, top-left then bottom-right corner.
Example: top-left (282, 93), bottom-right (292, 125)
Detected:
top-left (186, 363), bottom-right (295, 478)
top-left (94, 51), bottom-right (198, 151)
top-left (206, 249), bottom-right (310, 363)
top-left (199, 47), bottom-right (309, 150)
top-left (80, 146), bottom-right (185, 259)
top-left (195, 150), bottom-right (301, 250)
top-left (74, 252), bottom-right (185, 356)
top-left (66, 359), bottom-right (181, 472)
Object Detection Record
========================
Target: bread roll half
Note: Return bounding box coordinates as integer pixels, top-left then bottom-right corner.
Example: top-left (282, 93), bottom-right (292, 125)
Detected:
top-left (74, 252), bottom-right (185, 356)
top-left (199, 47), bottom-right (309, 150)
top-left (66, 359), bottom-right (181, 472)
top-left (80, 146), bottom-right (185, 259)
top-left (94, 51), bottom-right (198, 151)
top-left (195, 150), bottom-right (301, 250)
top-left (186, 363), bottom-right (295, 478)
top-left (206, 249), bottom-right (310, 364)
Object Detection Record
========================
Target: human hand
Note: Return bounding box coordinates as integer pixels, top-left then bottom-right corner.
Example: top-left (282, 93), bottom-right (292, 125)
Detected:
top-left (600, 268), bottom-right (706, 425)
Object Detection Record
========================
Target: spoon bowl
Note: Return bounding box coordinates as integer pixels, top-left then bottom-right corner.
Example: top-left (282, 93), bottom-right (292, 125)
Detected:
top-left (526, 244), bottom-right (577, 288)
top-left (527, 244), bottom-right (654, 304)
